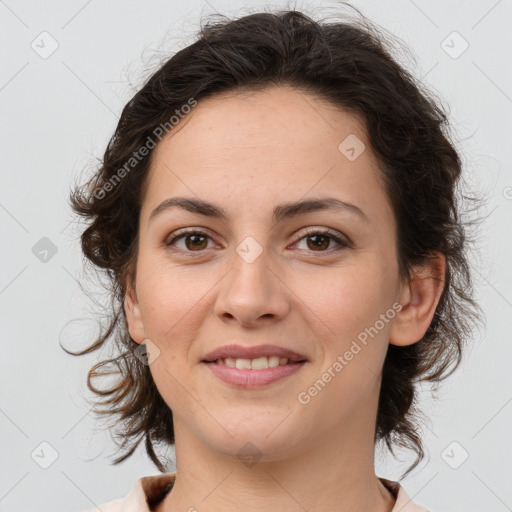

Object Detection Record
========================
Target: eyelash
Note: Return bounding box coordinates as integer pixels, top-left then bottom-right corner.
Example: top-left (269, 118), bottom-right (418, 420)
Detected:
top-left (165, 227), bottom-right (350, 257)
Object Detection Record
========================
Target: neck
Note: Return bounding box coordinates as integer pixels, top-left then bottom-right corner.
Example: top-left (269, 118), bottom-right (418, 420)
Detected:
top-left (158, 382), bottom-right (395, 512)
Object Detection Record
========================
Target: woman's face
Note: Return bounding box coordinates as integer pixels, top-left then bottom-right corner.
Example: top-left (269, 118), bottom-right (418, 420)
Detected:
top-left (125, 85), bottom-right (410, 460)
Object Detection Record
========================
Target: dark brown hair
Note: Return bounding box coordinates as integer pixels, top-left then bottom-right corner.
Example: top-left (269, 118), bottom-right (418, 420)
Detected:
top-left (64, 6), bottom-right (485, 478)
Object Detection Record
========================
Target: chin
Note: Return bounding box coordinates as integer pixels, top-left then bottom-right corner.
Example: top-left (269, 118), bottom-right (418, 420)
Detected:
top-left (204, 420), bottom-right (301, 462)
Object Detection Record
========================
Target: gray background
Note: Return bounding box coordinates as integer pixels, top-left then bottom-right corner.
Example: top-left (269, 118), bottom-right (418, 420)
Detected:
top-left (1, 0), bottom-right (511, 511)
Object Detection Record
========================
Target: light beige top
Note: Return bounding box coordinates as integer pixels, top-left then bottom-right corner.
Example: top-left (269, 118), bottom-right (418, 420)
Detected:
top-left (84, 473), bottom-right (430, 511)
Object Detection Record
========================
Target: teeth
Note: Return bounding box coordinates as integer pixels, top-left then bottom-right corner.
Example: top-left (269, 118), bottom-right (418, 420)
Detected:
top-left (268, 356), bottom-right (280, 368)
top-left (225, 357), bottom-right (236, 368)
top-left (235, 358), bottom-right (252, 370)
top-left (215, 356), bottom-right (292, 369)
top-left (250, 357), bottom-right (268, 369)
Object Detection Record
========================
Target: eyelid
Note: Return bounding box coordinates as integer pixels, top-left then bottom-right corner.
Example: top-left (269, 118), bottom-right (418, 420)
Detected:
top-left (294, 226), bottom-right (349, 243)
top-left (165, 226), bottom-right (215, 243)
top-left (164, 226), bottom-right (351, 254)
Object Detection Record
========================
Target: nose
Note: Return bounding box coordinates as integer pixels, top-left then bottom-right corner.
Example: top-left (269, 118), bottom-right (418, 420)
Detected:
top-left (214, 243), bottom-right (290, 327)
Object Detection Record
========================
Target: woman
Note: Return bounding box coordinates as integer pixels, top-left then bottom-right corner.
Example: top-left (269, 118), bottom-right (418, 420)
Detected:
top-left (67, 8), bottom-right (483, 512)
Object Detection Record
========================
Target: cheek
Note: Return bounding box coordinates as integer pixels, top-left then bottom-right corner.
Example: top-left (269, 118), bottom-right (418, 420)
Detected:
top-left (293, 262), bottom-right (394, 383)
top-left (135, 258), bottom-right (218, 404)
top-left (293, 262), bottom-right (388, 335)
top-left (136, 256), bottom-right (212, 337)
top-left (297, 269), bottom-right (392, 416)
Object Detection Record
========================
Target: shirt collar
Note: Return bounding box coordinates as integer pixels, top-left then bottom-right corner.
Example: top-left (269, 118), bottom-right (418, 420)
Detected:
top-left (127, 473), bottom-right (427, 512)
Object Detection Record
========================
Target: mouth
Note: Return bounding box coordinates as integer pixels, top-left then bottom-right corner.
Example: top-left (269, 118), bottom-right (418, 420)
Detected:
top-left (203, 355), bottom-right (306, 369)
top-left (201, 343), bottom-right (308, 365)
top-left (201, 344), bottom-right (308, 388)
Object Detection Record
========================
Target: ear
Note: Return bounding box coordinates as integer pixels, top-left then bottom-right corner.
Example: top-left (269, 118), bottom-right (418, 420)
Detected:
top-left (389, 251), bottom-right (446, 347)
top-left (124, 279), bottom-right (146, 344)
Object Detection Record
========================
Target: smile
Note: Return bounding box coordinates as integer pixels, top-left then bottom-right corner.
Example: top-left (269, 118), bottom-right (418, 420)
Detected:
top-left (203, 359), bottom-right (307, 387)
top-left (212, 356), bottom-right (294, 369)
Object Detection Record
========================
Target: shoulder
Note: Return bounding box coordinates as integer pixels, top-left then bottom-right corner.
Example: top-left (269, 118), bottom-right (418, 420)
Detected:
top-left (78, 473), bottom-right (176, 512)
top-left (380, 477), bottom-right (431, 512)
top-left (83, 473), bottom-right (430, 512)
top-left (78, 482), bottom-right (144, 512)
top-left (80, 496), bottom-right (128, 512)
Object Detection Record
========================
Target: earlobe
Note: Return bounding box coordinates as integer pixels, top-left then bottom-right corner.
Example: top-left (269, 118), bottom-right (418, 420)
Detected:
top-left (124, 281), bottom-right (146, 344)
top-left (389, 252), bottom-right (446, 347)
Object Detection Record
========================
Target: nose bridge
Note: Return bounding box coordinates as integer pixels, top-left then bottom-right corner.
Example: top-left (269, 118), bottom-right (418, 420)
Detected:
top-left (215, 233), bottom-right (288, 323)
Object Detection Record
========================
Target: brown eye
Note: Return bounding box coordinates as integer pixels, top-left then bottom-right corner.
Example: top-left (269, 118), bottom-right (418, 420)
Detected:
top-left (183, 233), bottom-right (208, 251)
top-left (293, 228), bottom-right (349, 253)
top-left (305, 233), bottom-right (330, 251)
top-left (165, 227), bottom-right (349, 257)
top-left (166, 230), bottom-right (213, 252)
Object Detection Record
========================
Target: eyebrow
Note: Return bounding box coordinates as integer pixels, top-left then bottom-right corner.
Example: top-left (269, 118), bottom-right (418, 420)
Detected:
top-left (149, 196), bottom-right (370, 224)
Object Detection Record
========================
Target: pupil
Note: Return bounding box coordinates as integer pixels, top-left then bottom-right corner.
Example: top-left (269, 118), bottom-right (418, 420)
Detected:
top-left (308, 235), bottom-right (328, 250)
top-left (187, 234), bottom-right (206, 250)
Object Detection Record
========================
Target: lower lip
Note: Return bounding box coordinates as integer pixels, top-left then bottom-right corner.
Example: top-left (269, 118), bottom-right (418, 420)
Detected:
top-left (203, 361), bottom-right (306, 387)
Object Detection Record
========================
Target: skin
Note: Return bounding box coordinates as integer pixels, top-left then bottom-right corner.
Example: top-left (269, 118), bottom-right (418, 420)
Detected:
top-left (124, 85), bottom-right (445, 512)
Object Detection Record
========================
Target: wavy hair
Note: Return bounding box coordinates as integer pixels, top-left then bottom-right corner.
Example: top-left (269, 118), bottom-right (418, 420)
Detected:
top-left (63, 6), bottom-right (485, 478)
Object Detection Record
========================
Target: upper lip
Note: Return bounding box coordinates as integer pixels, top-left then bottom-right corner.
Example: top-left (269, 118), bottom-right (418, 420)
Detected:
top-left (202, 344), bottom-right (308, 363)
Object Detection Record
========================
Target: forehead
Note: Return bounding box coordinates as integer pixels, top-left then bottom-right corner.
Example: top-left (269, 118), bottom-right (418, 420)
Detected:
top-left (142, 85), bottom-right (391, 227)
